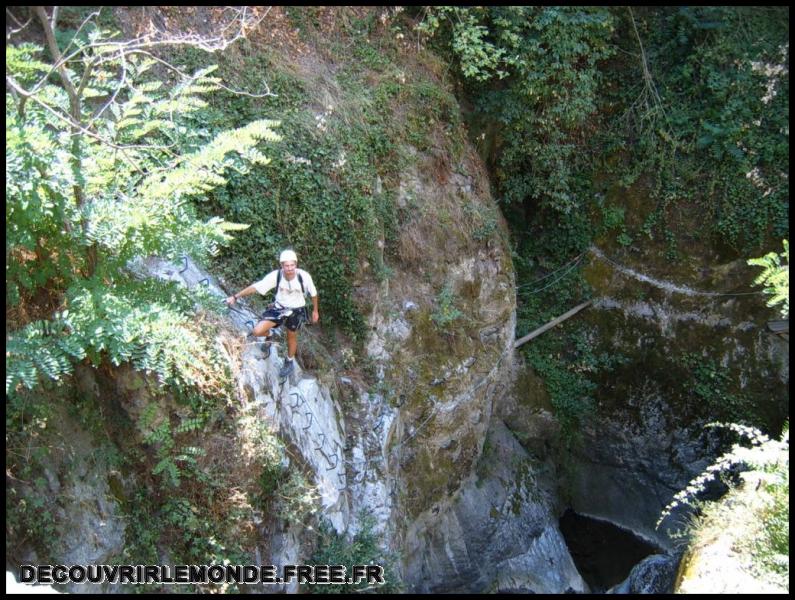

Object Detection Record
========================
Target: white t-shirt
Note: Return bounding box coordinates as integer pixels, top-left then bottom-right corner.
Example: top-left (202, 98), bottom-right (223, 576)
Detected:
top-left (253, 268), bottom-right (317, 309)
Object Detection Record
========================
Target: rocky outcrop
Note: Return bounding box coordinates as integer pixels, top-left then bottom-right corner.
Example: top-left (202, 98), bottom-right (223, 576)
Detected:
top-left (403, 420), bottom-right (587, 593)
top-left (237, 345), bottom-right (350, 534)
top-left (141, 256), bottom-right (351, 539)
top-left (140, 255), bottom-right (403, 578)
top-left (358, 145), bottom-right (518, 588)
top-left (7, 397), bottom-right (127, 594)
top-left (608, 553), bottom-right (680, 594)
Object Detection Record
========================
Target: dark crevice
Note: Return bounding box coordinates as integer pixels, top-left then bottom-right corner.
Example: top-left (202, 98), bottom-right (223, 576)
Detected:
top-left (559, 509), bottom-right (662, 593)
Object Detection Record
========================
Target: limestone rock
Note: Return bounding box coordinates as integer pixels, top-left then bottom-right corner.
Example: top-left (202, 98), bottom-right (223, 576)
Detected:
top-left (237, 334), bottom-right (350, 535)
top-left (403, 420), bottom-right (587, 593)
top-left (8, 403), bottom-right (127, 594)
top-left (608, 553), bottom-right (680, 594)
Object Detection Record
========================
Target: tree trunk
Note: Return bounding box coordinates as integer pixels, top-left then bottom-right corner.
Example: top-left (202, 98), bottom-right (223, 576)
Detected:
top-left (35, 6), bottom-right (96, 276)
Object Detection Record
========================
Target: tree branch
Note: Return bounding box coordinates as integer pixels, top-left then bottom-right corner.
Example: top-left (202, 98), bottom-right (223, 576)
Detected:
top-left (57, 8), bottom-right (102, 61)
top-left (129, 49), bottom-right (277, 99)
top-left (628, 7), bottom-right (665, 119)
top-left (76, 57), bottom-right (97, 100)
top-left (6, 75), bottom-right (148, 169)
top-left (35, 6), bottom-right (79, 108)
top-left (28, 7), bottom-right (272, 98)
top-left (6, 8), bottom-right (34, 41)
top-left (86, 53), bottom-right (128, 127)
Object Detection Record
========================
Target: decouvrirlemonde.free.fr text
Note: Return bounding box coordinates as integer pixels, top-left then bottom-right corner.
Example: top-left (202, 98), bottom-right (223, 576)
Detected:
top-left (19, 564), bottom-right (385, 586)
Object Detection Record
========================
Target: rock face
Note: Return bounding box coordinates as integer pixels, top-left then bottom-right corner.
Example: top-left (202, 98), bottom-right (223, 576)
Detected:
top-left (560, 245), bottom-right (790, 548)
top-left (141, 256), bottom-right (354, 564)
top-left (139, 256), bottom-right (402, 579)
top-left (337, 386), bottom-right (398, 541)
top-left (357, 144), bottom-right (520, 588)
top-left (567, 400), bottom-right (725, 548)
top-left (7, 397), bottom-right (127, 594)
top-left (608, 553), bottom-right (680, 594)
top-left (142, 190), bottom-right (523, 591)
top-left (238, 344), bottom-right (350, 534)
top-left (403, 420), bottom-right (588, 593)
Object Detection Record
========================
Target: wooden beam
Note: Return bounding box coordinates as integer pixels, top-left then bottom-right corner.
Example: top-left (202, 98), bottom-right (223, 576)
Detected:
top-left (514, 300), bottom-right (593, 349)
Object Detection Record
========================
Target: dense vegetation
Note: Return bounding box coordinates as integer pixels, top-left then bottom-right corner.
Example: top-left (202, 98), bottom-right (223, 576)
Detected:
top-left (310, 511), bottom-right (402, 593)
top-left (417, 5), bottom-right (789, 435)
top-left (419, 6), bottom-right (788, 254)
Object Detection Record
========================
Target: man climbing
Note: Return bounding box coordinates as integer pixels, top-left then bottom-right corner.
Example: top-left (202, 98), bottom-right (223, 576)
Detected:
top-left (226, 249), bottom-right (319, 379)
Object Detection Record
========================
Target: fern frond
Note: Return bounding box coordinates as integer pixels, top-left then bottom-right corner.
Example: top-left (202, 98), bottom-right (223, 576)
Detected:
top-left (748, 239), bottom-right (789, 317)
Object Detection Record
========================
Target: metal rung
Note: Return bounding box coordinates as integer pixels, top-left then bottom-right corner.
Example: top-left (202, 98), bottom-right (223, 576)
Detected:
top-left (314, 432), bottom-right (326, 451)
top-left (303, 412), bottom-right (313, 430)
top-left (179, 255), bottom-right (188, 273)
top-left (319, 448), bottom-right (338, 470)
top-left (245, 320), bottom-right (254, 330)
top-left (199, 278), bottom-right (209, 286)
top-left (289, 392), bottom-right (303, 409)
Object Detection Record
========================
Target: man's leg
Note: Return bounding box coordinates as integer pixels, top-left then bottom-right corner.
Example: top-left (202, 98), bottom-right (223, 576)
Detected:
top-left (252, 320), bottom-right (279, 356)
top-left (279, 328), bottom-right (299, 379)
top-left (253, 320), bottom-right (277, 337)
top-left (286, 329), bottom-right (298, 359)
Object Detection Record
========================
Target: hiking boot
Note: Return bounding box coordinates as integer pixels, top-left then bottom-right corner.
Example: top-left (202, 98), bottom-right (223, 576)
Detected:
top-left (279, 358), bottom-right (295, 379)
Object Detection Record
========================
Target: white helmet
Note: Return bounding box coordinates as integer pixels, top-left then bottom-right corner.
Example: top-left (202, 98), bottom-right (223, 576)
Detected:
top-left (279, 249), bottom-right (298, 263)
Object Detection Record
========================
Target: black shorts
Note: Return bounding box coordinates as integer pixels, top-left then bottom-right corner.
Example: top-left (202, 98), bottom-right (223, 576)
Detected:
top-left (260, 305), bottom-right (307, 332)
